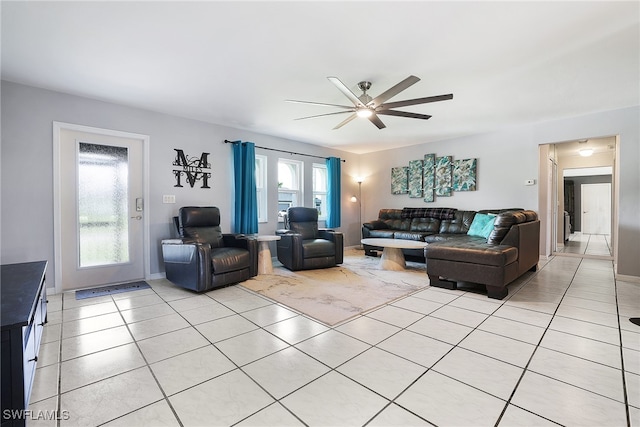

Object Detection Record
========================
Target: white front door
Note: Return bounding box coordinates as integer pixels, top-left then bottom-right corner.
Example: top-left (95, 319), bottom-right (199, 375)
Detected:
top-left (581, 183), bottom-right (611, 235)
top-left (55, 124), bottom-right (147, 291)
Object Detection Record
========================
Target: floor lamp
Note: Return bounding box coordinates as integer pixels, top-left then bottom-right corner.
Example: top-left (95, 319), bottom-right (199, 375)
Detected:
top-left (351, 177), bottom-right (363, 249)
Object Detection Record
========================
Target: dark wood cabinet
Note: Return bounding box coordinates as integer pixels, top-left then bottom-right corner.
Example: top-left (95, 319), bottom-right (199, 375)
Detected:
top-left (1, 261), bottom-right (48, 427)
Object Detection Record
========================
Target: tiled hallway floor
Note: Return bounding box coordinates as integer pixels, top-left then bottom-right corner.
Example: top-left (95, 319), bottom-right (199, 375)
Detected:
top-left (28, 255), bottom-right (639, 426)
top-left (558, 232), bottom-right (612, 257)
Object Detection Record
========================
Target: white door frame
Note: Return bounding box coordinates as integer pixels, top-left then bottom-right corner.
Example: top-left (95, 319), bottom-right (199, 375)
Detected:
top-left (53, 122), bottom-right (151, 294)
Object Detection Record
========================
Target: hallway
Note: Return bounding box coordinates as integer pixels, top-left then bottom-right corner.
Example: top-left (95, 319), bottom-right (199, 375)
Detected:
top-left (558, 232), bottom-right (612, 257)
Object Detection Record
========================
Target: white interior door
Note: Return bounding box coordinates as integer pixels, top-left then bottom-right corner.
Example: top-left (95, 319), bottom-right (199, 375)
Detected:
top-left (57, 127), bottom-right (145, 291)
top-left (581, 183), bottom-right (611, 235)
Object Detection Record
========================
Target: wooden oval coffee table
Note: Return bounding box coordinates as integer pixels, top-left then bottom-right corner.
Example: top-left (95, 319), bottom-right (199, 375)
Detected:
top-left (361, 238), bottom-right (428, 271)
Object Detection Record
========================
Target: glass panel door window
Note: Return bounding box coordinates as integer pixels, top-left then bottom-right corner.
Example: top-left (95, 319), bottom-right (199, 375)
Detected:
top-left (78, 142), bottom-right (130, 267)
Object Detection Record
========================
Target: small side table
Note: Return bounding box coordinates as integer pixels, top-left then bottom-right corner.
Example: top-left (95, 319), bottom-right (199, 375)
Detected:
top-left (256, 235), bottom-right (281, 274)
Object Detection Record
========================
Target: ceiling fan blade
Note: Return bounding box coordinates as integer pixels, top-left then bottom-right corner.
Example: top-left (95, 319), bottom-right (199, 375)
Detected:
top-left (286, 99), bottom-right (354, 109)
top-left (333, 113), bottom-right (358, 130)
top-left (377, 110), bottom-right (432, 120)
top-left (368, 113), bottom-right (387, 129)
top-left (368, 75), bottom-right (420, 107)
top-left (327, 77), bottom-right (366, 107)
top-left (295, 110), bottom-right (354, 121)
top-left (378, 94), bottom-right (454, 110)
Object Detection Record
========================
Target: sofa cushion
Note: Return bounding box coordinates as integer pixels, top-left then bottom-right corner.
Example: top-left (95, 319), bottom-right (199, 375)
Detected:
top-left (210, 247), bottom-right (250, 274)
top-left (394, 231), bottom-right (431, 241)
top-left (289, 221), bottom-right (318, 240)
top-left (410, 217), bottom-right (441, 232)
top-left (467, 213), bottom-right (496, 238)
top-left (368, 230), bottom-right (396, 239)
top-left (401, 207), bottom-right (457, 220)
top-left (302, 239), bottom-right (335, 258)
top-left (425, 234), bottom-right (482, 244)
top-left (438, 210), bottom-right (476, 234)
top-left (426, 241), bottom-right (518, 267)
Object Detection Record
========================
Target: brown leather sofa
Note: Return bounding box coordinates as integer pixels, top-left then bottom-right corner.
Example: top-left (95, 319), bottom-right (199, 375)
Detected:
top-left (362, 208), bottom-right (540, 299)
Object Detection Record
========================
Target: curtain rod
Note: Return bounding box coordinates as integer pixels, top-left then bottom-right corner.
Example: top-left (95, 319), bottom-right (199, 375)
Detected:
top-left (224, 140), bottom-right (346, 162)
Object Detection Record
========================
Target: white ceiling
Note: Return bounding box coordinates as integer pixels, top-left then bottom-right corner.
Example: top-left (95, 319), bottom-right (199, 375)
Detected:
top-left (2, 1), bottom-right (638, 154)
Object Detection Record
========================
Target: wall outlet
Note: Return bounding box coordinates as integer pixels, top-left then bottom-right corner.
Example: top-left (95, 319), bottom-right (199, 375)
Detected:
top-left (524, 179), bottom-right (536, 186)
top-left (162, 195), bottom-right (176, 204)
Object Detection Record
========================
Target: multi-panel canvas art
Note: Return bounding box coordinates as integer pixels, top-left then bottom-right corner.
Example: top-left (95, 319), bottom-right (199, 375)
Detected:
top-left (423, 153), bottom-right (435, 202)
top-left (435, 156), bottom-right (453, 197)
top-left (408, 159), bottom-right (424, 198)
top-left (391, 166), bottom-right (409, 194)
top-left (392, 154), bottom-right (477, 202)
top-left (453, 158), bottom-right (477, 191)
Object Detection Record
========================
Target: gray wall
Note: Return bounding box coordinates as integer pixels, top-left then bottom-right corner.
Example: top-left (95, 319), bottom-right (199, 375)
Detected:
top-left (0, 81), bottom-right (359, 288)
top-left (2, 80), bottom-right (639, 283)
top-left (361, 106), bottom-right (639, 278)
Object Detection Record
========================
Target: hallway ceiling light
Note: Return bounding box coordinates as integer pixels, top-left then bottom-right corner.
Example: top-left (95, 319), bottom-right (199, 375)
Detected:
top-left (579, 148), bottom-right (594, 157)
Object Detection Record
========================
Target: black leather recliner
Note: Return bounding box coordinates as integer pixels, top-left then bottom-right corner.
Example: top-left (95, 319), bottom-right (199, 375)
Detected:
top-left (162, 206), bottom-right (258, 292)
top-left (276, 207), bottom-right (343, 271)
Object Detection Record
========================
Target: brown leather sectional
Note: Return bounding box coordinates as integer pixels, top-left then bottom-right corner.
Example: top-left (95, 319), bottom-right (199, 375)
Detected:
top-left (362, 208), bottom-right (540, 299)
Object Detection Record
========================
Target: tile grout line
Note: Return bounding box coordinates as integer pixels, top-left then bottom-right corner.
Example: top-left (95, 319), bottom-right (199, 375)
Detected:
top-left (614, 272), bottom-right (632, 427)
top-left (492, 256), bottom-right (582, 426)
top-left (42, 257), bottom-right (632, 426)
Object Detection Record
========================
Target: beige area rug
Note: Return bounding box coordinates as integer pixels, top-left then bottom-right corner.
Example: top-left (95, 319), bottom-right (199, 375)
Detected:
top-left (240, 248), bottom-right (429, 326)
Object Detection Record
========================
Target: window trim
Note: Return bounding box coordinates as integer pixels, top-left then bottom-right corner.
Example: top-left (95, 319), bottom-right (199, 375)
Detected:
top-left (313, 162), bottom-right (328, 220)
top-left (255, 154), bottom-right (267, 223)
top-left (277, 158), bottom-right (303, 221)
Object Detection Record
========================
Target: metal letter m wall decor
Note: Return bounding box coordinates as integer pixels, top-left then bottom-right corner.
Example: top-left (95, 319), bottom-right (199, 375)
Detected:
top-left (173, 149), bottom-right (211, 188)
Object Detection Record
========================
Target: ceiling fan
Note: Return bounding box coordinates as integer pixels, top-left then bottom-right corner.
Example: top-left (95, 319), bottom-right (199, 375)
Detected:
top-left (286, 75), bottom-right (453, 130)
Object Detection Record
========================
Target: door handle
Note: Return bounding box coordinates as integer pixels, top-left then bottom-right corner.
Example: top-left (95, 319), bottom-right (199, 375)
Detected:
top-left (131, 215), bottom-right (142, 220)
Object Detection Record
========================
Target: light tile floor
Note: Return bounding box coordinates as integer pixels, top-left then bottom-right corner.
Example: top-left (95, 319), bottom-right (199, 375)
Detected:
top-left (27, 255), bottom-right (639, 426)
top-left (558, 232), bottom-right (612, 257)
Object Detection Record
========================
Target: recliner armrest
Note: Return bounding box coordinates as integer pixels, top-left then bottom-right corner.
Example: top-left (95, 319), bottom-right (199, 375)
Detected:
top-left (221, 234), bottom-right (258, 277)
top-left (318, 230), bottom-right (344, 265)
top-left (161, 240), bottom-right (212, 291)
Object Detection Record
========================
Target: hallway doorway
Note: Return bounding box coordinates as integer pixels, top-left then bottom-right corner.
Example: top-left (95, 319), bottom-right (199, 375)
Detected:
top-left (539, 136), bottom-right (617, 261)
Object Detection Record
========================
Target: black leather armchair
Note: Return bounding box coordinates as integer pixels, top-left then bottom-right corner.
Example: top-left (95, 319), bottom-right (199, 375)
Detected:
top-left (276, 207), bottom-right (343, 271)
top-left (162, 206), bottom-right (258, 292)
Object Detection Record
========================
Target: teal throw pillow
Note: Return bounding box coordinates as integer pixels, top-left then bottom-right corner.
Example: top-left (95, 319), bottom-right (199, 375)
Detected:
top-left (480, 215), bottom-right (497, 239)
top-left (467, 213), bottom-right (496, 238)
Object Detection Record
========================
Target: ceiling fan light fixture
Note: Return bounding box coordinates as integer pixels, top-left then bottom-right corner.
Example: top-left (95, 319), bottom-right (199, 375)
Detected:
top-left (356, 108), bottom-right (373, 118)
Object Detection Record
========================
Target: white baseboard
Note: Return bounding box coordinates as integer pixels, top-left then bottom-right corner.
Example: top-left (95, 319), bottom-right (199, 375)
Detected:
top-left (615, 273), bottom-right (640, 284)
top-left (147, 272), bottom-right (167, 281)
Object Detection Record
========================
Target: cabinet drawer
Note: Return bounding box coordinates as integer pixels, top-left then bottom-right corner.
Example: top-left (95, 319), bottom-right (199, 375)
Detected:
top-left (22, 325), bottom-right (37, 408)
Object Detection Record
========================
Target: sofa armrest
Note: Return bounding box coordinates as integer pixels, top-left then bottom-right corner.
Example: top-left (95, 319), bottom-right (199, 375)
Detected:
top-left (363, 220), bottom-right (388, 230)
top-left (502, 220), bottom-right (540, 274)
